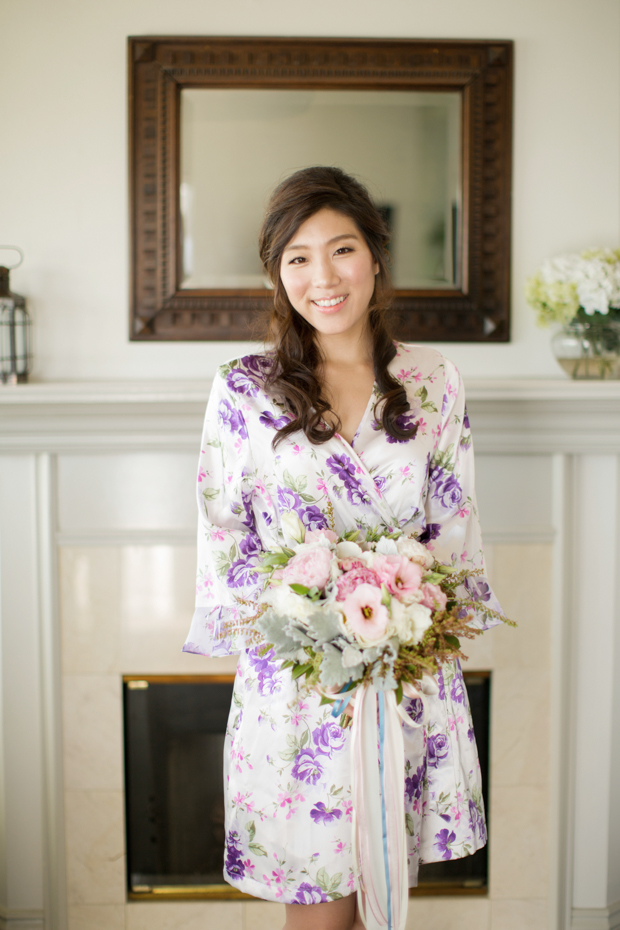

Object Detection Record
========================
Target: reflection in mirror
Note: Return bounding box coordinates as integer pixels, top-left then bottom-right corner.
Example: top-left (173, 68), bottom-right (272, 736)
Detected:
top-left (180, 89), bottom-right (461, 292)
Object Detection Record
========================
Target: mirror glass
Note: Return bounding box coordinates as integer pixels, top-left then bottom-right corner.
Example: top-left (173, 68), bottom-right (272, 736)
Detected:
top-left (179, 88), bottom-right (461, 291)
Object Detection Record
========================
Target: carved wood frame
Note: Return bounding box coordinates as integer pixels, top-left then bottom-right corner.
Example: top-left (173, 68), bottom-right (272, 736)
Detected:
top-left (129, 37), bottom-right (513, 342)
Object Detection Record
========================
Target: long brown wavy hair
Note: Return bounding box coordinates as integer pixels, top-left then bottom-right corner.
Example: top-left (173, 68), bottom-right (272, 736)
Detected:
top-left (257, 166), bottom-right (417, 448)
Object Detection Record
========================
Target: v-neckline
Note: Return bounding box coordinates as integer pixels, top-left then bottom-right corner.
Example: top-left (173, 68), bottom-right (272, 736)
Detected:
top-left (332, 381), bottom-right (378, 450)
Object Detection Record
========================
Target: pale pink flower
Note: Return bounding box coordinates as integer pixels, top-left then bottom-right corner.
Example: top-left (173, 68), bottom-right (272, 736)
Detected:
top-left (398, 368), bottom-right (412, 380)
top-left (347, 872), bottom-right (356, 890)
top-left (413, 370), bottom-right (422, 382)
top-left (293, 444), bottom-right (303, 455)
top-left (281, 547), bottom-right (332, 590)
top-left (419, 582), bottom-right (448, 612)
top-left (341, 584), bottom-right (390, 644)
top-left (460, 550), bottom-right (468, 564)
top-left (372, 554), bottom-right (423, 598)
top-left (198, 468), bottom-right (206, 483)
top-left (305, 528), bottom-right (338, 544)
top-left (243, 858), bottom-right (255, 876)
top-left (457, 506), bottom-right (470, 519)
top-left (336, 561), bottom-right (381, 601)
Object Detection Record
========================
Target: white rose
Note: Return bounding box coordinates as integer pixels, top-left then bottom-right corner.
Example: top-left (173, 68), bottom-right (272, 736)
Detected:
top-left (335, 541), bottom-right (364, 560)
top-left (396, 535), bottom-right (434, 568)
top-left (281, 510), bottom-right (305, 545)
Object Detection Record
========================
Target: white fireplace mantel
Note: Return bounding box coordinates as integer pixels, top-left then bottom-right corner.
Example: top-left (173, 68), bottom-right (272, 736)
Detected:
top-left (0, 378), bottom-right (619, 454)
top-left (0, 379), bottom-right (619, 930)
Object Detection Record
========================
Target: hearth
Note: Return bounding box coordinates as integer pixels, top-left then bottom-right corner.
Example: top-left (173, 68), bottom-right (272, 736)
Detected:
top-left (123, 672), bottom-right (490, 899)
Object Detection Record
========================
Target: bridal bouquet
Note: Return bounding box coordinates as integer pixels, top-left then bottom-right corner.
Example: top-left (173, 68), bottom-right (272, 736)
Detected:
top-left (250, 516), bottom-right (504, 719)
top-left (242, 517), bottom-right (509, 930)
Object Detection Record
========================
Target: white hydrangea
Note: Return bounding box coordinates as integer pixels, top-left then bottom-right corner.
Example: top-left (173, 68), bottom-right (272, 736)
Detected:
top-left (528, 248), bottom-right (620, 323)
top-left (262, 583), bottom-right (314, 622)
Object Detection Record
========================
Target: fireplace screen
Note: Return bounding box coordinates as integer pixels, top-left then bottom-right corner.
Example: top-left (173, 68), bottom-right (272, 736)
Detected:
top-left (123, 672), bottom-right (490, 899)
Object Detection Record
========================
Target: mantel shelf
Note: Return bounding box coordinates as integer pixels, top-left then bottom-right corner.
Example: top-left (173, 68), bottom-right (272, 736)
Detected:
top-left (1, 377), bottom-right (620, 406)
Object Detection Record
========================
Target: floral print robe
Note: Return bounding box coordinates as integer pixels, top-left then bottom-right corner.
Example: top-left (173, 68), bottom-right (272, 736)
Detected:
top-left (183, 342), bottom-right (503, 904)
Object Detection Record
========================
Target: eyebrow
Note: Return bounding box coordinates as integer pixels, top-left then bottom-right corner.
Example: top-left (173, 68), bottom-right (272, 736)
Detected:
top-left (283, 232), bottom-right (360, 252)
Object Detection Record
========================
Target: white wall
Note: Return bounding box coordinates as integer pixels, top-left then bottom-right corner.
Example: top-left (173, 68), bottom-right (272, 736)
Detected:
top-left (1, 0), bottom-right (619, 382)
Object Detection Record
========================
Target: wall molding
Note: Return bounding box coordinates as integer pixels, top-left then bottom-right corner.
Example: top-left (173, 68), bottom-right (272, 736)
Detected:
top-left (0, 379), bottom-right (619, 455)
top-left (572, 900), bottom-right (620, 930)
top-left (0, 907), bottom-right (45, 930)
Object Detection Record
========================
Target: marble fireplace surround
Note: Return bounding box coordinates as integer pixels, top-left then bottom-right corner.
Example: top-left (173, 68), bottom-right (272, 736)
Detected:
top-left (0, 379), bottom-right (619, 930)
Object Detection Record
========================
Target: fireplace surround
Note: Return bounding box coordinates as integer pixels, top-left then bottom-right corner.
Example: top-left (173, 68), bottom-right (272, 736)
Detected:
top-left (1, 378), bottom-right (619, 930)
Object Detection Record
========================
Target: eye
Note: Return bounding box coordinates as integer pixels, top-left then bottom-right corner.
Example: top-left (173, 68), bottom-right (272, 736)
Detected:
top-left (335, 246), bottom-right (354, 255)
top-left (288, 256), bottom-right (307, 265)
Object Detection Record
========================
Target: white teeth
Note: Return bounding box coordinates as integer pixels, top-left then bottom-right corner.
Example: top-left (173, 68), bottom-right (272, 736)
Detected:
top-left (313, 296), bottom-right (346, 307)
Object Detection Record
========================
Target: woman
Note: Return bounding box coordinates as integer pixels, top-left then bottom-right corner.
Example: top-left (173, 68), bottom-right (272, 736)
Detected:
top-left (183, 167), bottom-right (503, 930)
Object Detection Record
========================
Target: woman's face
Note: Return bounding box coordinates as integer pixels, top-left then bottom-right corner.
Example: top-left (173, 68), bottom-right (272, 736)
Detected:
top-left (279, 207), bottom-right (379, 343)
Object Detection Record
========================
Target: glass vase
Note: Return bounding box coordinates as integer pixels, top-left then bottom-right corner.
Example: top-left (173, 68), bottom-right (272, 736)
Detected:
top-left (551, 319), bottom-right (620, 379)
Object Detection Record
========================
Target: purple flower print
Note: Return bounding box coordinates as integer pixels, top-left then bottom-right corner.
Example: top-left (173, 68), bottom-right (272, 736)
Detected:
top-left (464, 577), bottom-right (492, 603)
top-left (450, 676), bottom-right (465, 704)
top-left (310, 802), bottom-right (343, 825)
top-left (226, 367), bottom-right (259, 397)
top-left (427, 733), bottom-right (450, 768)
top-left (239, 531), bottom-right (261, 559)
top-left (346, 484), bottom-right (372, 507)
top-left (300, 504), bottom-right (329, 532)
top-left (404, 764), bottom-right (425, 803)
top-left (386, 412), bottom-right (417, 444)
top-left (418, 523), bottom-right (441, 544)
top-left (467, 726), bottom-right (476, 743)
top-left (468, 800), bottom-right (487, 843)
top-left (436, 668), bottom-right (446, 701)
top-left (404, 697), bottom-right (424, 725)
top-left (463, 406), bottom-right (470, 429)
top-left (260, 410), bottom-right (292, 430)
top-left (294, 882), bottom-right (329, 904)
top-left (441, 393), bottom-right (450, 417)
top-left (292, 748), bottom-right (323, 785)
top-left (240, 353), bottom-right (274, 380)
top-left (434, 828), bottom-right (457, 860)
top-left (326, 453), bottom-right (357, 486)
top-left (226, 557), bottom-right (258, 589)
top-left (247, 646), bottom-right (282, 697)
top-left (218, 399), bottom-right (248, 438)
top-left (430, 467), bottom-right (463, 509)
top-left (225, 829), bottom-right (245, 879)
top-left (312, 721), bottom-right (347, 757)
top-left (240, 486), bottom-right (256, 529)
top-left (373, 475), bottom-right (387, 494)
top-left (277, 486), bottom-right (302, 511)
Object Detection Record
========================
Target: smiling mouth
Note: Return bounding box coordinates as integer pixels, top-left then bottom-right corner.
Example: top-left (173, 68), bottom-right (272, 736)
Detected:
top-left (311, 295), bottom-right (348, 310)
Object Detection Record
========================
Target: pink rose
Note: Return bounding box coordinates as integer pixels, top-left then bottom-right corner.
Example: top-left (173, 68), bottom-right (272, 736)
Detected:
top-left (419, 582), bottom-right (448, 612)
top-left (281, 547), bottom-right (332, 591)
top-left (372, 554), bottom-right (423, 599)
top-left (305, 528), bottom-right (338, 544)
top-left (341, 584), bottom-right (389, 643)
top-left (336, 562), bottom-right (381, 601)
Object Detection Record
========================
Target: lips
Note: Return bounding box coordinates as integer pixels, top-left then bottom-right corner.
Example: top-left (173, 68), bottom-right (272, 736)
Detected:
top-left (311, 295), bottom-right (348, 312)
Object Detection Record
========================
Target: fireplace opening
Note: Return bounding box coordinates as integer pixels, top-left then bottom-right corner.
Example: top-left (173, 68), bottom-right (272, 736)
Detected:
top-left (123, 671), bottom-right (490, 899)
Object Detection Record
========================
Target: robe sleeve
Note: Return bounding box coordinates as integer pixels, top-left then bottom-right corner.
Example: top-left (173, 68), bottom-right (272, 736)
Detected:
top-left (183, 367), bottom-right (266, 657)
top-left (421, 358), bottom-right (504, 631)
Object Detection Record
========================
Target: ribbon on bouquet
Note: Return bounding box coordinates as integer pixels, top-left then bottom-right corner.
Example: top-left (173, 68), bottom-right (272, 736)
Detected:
top-left (322, 677), bottom-right (436, 930)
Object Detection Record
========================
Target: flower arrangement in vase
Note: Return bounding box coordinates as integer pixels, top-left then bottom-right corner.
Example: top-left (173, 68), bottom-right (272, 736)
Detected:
top-left (526, 248), bottom-right (620, 379)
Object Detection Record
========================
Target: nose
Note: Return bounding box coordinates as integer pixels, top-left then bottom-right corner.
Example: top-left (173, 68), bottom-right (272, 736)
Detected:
top-left (312, 254), bottom-right (339, 289)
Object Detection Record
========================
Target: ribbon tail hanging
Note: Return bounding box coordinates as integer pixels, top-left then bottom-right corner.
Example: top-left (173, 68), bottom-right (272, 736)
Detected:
top-left (351, 685), bottom-right (409, 930)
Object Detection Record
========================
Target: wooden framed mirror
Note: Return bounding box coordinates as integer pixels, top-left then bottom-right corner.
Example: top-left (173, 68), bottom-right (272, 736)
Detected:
top-left (129, 37), bottom-right (512, 342)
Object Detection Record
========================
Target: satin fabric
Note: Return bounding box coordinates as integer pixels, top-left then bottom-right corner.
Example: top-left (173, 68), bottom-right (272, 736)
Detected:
top-left (183, 342), bottom-right (502, 904)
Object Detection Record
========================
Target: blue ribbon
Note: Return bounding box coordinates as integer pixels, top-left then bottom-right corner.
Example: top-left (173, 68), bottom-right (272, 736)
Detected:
top-left (330, 679), bottom-right (355, 718)
top-left (378, 691), bottom-right (393, 930)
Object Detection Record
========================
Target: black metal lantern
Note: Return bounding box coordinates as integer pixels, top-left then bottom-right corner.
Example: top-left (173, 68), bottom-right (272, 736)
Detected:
top-left (0, 247), bottom-right (31, 385)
